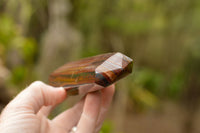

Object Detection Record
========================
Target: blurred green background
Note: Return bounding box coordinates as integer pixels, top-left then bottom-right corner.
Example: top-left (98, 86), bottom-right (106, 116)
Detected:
top-left (0, 0), bottom-right (200, 133)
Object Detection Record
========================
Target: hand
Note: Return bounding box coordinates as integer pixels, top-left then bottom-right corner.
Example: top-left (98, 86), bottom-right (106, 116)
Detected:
top-left (0, 81), bottom-right (115, 133)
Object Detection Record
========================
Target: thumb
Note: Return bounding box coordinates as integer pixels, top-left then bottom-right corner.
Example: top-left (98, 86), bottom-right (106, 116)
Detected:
top-left (3, 81), bottom-right (67, 114)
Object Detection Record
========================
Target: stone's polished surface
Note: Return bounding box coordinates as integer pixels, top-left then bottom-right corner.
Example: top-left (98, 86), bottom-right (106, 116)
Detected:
top-left (49, 52), bottom-right (133, 95)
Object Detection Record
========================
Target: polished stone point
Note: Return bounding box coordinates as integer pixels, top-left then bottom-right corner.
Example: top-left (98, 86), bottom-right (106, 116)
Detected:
top-left (49, 52), bottom-right (133, 95)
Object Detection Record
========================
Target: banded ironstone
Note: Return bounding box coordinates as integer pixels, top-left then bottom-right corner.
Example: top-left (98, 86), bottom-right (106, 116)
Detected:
top-left (49, 52), bottom-right (133, 95)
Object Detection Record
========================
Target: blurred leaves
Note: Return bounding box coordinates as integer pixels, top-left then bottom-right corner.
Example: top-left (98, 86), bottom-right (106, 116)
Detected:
top-left (128, 68), bottom-right (162, 110)
top-left (0, 15), bottom-right (16, 45)
top-left (100, 120), bottom-right (113, 133)
top-left (11, 66), bottom-right (27, 85)
top-left (11, 37), bottom-right (37, 64)
top-left (8, 38), bottom-right (37, 86)
top-left (0, 13), bottom-right (37, 87)
top-left (131, 87), bottom-right (158, 109)
top-left (168, 72), bottom-right (185, 99)
top-left (104, 16), bottom-right (151, 35)
top-left (133, 68), bottom-right (164, 94)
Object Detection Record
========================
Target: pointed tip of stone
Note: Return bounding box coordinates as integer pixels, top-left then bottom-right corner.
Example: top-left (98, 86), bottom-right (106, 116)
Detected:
top-left (95, 52), bottom-right (133, 87)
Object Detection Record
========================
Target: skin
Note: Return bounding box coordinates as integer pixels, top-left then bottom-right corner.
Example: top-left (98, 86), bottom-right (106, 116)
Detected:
top-left (0, 81), bottom-right (115, 133)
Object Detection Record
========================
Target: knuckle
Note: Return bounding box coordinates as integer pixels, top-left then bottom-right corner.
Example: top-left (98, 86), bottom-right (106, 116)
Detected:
top-left (82, 112), bottom-right (95, 122)
top-left (30, 81), bottom-right (45, 90)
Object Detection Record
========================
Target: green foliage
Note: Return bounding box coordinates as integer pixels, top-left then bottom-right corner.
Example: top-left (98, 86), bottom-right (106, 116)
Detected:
top-left (104, 16), bottom-right (151, 35)
top-left (168, 72), bottom-right (185, 99)
top-left (9, 39), bottom-right (37, 86)
top-left (133, 68), bottom-right (164, 94)
top-left (11, 66), bottom-right (27, 85)
top-left (12, 37), bottom-right (37, 64)
top-left (0, 15), bottom-right (16, 45)
top-left (127, 68), bottom-right (164, 110)
top-left (0, 13), bottom-right (37, 86)
top-left (82, 47), bottom-right (102, 58)
top-left (131, 87), bottom-right (159, 109)
top-left (100, 120), bottom-right (113, 133)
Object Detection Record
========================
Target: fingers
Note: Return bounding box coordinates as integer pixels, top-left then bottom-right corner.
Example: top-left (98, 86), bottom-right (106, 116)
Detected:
top-left (37, 106), bottom-right (54, 117)
top-left (52, 85), bottom-right (115, 133)
top-left (76, 91), bottom-right (102, 133)
top-left (3, 81), bottom-right (67, 114)
top-left (52, 97), bottom-right (85, 131)
top-left (46, 120), bottom-right (68, 133)
top-left (95, 85), bottom-right (115, 133)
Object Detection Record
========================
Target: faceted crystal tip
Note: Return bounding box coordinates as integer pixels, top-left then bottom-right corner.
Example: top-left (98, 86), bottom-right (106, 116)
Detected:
top-left (95, 52), bottom-right (133, 87)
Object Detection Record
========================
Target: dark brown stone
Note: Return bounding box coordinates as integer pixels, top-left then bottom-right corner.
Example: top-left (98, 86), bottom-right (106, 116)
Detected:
top-left (49, 52), bottom-right (133, 95)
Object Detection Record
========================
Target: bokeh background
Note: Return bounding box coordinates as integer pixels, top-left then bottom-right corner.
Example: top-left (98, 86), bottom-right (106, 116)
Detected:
top-left (0, 0), bottom-right (200, 133)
